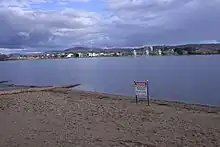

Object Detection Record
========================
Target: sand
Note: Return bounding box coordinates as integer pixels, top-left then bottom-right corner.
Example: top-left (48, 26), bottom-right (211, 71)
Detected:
top-left (0, 88), bottom-right (220, 147)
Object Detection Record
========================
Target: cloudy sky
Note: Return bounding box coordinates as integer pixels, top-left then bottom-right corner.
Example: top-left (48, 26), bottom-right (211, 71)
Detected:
top-left (0, 0), bottom-right (220, 53)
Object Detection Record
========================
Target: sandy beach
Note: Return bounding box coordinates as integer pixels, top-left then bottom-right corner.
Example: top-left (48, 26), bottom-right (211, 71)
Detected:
top-left (0, 87), bottom-right (220, 147)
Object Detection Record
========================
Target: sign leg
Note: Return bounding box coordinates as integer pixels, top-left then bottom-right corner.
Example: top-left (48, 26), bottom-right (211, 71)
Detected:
top-left (135, 95), bottom-right (138, 104)
top-left (147, 81), bottom-right (150, 106)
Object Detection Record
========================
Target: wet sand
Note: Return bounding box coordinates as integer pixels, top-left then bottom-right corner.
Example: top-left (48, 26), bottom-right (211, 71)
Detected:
top-left (0, 88), bottom-right (220, 147)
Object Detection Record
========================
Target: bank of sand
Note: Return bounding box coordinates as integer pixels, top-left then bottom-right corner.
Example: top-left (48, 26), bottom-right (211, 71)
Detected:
top-left (0, 87), bottom-right (220, 147)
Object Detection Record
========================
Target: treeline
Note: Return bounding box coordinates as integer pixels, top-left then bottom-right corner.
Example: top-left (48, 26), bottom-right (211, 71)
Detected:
top-left (174, 47), bottom-right (196, 55)
top-left (173, 47), bottom-right (220, 55)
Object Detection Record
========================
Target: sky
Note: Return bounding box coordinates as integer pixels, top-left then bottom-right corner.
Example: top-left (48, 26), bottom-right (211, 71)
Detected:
top-left (0, 0), bottom-right (220, 53)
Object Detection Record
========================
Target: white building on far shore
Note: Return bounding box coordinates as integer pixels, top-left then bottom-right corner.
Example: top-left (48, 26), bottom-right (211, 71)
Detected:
top-left (158, 49), bottom-right (162, 56)
top-left (149, 46), bottom-right (154, 52)
top-left (133, 50), bottom-right (137, 56)
top-left (67, 53), bottom-right (74, 58)
top-left (78, 53), bottom-right (82, 57)
top-left (146, 50), bottom-right (149, 56)
top-left (88, 52), bottom-right (98, 57)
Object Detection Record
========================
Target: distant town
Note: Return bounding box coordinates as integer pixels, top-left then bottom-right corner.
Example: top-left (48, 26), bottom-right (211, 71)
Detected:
top-left (1, 44), bottom-right (220, 61)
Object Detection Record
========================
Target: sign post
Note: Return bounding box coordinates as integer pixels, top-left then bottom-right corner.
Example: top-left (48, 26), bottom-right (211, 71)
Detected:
top-left (147, 80), bottom-right (150, 106)
top-left (134, 80), bottom-right (150, 105)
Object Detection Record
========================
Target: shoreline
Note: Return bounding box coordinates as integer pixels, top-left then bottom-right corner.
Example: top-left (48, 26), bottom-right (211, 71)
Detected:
top-left (1, 87), bottom-right (220, 146)
top-left (1, 87), bottom-right (220, 111)
top-left (70, 89), bottom-right (220, 113)
top-left (1, 54), bottom-right (220, 62)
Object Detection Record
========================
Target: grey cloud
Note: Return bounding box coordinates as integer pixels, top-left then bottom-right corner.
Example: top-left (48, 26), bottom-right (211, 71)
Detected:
top-left (104, 0), bottom-right (220, 45)
top-left (0, 7), bottom-right (103, 49)
top-left (0, 0), bottom-right (220, 52)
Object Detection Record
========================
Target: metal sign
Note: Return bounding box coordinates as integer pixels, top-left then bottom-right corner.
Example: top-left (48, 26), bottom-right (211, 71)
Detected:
top-left (134, 81), bottom-right (147, 96)
top-left (134, 80), bottom-right (150, 105)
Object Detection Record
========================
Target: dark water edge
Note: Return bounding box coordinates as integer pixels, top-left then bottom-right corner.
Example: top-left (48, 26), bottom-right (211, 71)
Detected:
top-left (0, 84), bottom-right (30, 91)
top-left (0, 83), bottom-right (81, 92)
top-left (0, 85), bottom-right (20, 91)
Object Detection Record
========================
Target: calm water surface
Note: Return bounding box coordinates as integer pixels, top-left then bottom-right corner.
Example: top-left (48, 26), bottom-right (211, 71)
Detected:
top-left (0, 56), bottom-right (220, 105)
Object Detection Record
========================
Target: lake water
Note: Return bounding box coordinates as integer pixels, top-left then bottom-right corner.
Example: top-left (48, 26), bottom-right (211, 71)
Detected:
top-left (0, 55), bottom-right (220, 105)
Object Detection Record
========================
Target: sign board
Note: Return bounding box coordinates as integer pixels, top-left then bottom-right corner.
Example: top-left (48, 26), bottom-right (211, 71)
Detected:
top-left (134, 80), bottom-right (150, 105)
top-left (134, 81), bottom-right (147, 96)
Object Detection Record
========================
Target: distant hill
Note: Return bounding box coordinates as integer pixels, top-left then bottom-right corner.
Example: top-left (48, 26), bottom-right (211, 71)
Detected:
top-left (63, 46), bottom-right (145, 53)
top-left (176, 44), bottom-right (220, 50)
top-left (42, 43), bottom-right (220, 54)
top-left (64, 44), bottom-right (220, 51)
top-left (154, 43), bottom-right (220, 50)
top-left (8, 53), bottom-right (22, 56)
top-left (64, 47), bottom-right (94, 53)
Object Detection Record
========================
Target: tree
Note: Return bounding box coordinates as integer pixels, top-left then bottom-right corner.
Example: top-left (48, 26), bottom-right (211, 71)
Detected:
top-left (174, 48), bottom-right (183, 55)
top-left (183, 47), bottom-right (196, 55)
top-left (163, 47), bottom-right (169, 51)
top-left (0, 54), bottom-right (8, 61)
